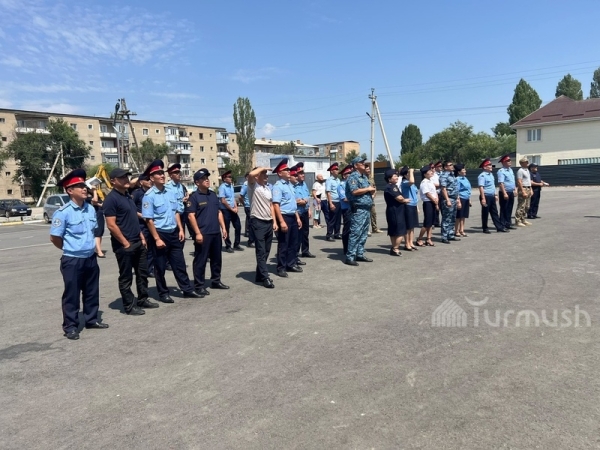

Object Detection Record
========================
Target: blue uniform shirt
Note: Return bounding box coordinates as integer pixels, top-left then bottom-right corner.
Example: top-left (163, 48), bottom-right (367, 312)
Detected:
top-left (338, 180), bottom-right (350, 210)
top-left (50, 200), bottom-right (97, 258)
top-left (325, 176), bottom-right (341, 202)
top-left (457, 176), bottom-right (472, 200)
top-left (272, 179), bottom-right (297, 215)
top-left (478, 171), bottom-right (496, 196)
top-left (218, 182), bottom-right (235, 210)
top-left (400, 179), bottom-right (419, 206)
top-left (439, 171), bottom-right (459, 199)
top-left (142, 185), bottom-right (180, 232)
top-left (346, 171), bottom-right (373, 208)
top-left (240, 181), bottom-right (251, 208)
top-left (497, 167), bottom-right (516, 192)
top-left (167, 180), bottom-right (187, 211)
top-left (293, 181), bottom-right (310, 214)
top-left (186, 189), bottom-right (221, 235)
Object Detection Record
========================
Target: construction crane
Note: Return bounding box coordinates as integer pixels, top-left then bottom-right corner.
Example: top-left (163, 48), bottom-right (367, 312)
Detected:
top-left (88, 164), bottom-right (113, 201)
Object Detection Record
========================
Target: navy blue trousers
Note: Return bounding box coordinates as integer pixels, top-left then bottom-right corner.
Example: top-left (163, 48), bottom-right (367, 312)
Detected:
top-left (193, 233), bottom-right (222, 289)
top-left (60, 254), bottom-right (100, 332)
top-left (141, 226), bottom-right (154, 274)
top-left (499, 192), bottom-right (515, 228)
top-left (222, 209), bottom-right (241, 249)
top-left (277, 214), bottom-right (298, 271)
top-left (481, 195), bottom-right (504, 231)
top-left (326, 201), bottom-right (342, 237)
top-left (341, 208), bottom-right (352, 254)
top-left (154, 229), bottom-right (194, 296)
top-left (295, 210), bottom-right (310, 256)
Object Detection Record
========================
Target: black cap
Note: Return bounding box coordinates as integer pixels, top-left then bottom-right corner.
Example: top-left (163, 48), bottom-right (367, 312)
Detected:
top-left (384, 168), bottom-right (398, 180)
top-left (529, 163), bottom-right (538, 169)
top-left (109, 168), bottom-right (132, 179)
top-left (57, 168), bottom-right (87, 188)
top-left (138, 174), bottom-right (149, 181)
top-left (194, 168), bottom-right (210, 181)
top-left (420, 165), bottom-right (432, 175)
top-left (399, 165), bottom-right (409, 176)
top-left (454, 163), bottom-right (465, 172)
top-left (221, 170), bottom-right (232, 179)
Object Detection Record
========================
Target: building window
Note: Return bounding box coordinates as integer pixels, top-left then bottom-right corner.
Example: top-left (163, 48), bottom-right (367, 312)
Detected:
top-left (201, 158), bottom-right (206, 164)
top-left (88, 124), bottom-right (93, 130)
top-left (232, 149), bottom-right (235, 154)
top-left (189, 132), bottom-right (193, 137)
top-left (191, 158), bottom-right (194, 162)
top-left (0, 118), bottom-right (5, 123)
top-left (317, 162), bottom-right (323, 169)
top-left (101, 141), bottom-right (114, 148)
top-left (527, 129), bottom-right (541, 142)
top-left (90, 155), bottom-right (95, 160)
top-left (142, 128), bottom-right (149, 136)
top-left (199, 133), bottom-right (204, 140)
top-left (89, 141), bottom-right (94, 145)
top-left (1, 137), bottom-right (6, 142)
top-left (155, 129), bottom-right (160, 134)
top-left (7, 189), bottom-right (12, 195)
top-left (200, 146), bottom-right (204, 152)
top-left (5, 172), bottom-right (10, 176)
top-left (70, 123), bottom-right (77, 130)
top-left (100, 125), bottom-right (108, 133)
top-left (232, 138), bottom-right (235, 143)
top-left (24, 190), bottom-right (31, 196)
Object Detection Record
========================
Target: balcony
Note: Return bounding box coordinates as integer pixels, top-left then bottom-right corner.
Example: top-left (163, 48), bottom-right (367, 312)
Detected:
top-left (217, 151), bottom-right (231, 158)
top-left (166, 134), bottom-right (178, 142)
top-left (179, 136), bottom-right (189, 142)
top-left (100, 132), bottom-right (117, 138)
top-left (15, 127), bottom-right (50, 134)
top-left (168, 148), bottom-right (191, 156)
top-left (216, 138), bottom-right (229, 144)
top-left (101, 147), bottom-right (118, 154)
top-left (217, 156), bottom-right (227, 168)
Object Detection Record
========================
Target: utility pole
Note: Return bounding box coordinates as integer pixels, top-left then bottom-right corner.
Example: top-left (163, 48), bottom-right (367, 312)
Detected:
top-left (37, 145), bottom-right (62, 207)
top-left (367, 89), bottom-right (394, 167)
top-left (112, 98), bottom-right (141, 173)
top-left (60, 142), bottom-right (65, 179)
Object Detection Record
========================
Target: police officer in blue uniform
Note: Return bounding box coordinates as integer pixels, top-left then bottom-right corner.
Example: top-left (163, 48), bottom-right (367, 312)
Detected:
top-left (338, 164), bottom-right (353, 255)
top-left (478, 158), bottom-right (509, 234)
top-left (167, 163), bottom-right (192, 238)
top-left (291, 162), bottom-right (315, 259)
top-left (272, 158), bottom-right (303, 277)
top-left (133, 174), bottom-right (154, 277)
top-left (142, 160), bottom-right (202, 302)
top-left (103, 168), bottom-right (159, 316)
top-left (287, 165), bottom-right (305, 267)
top-left (187, 168), bottom-right (230, 296)
top-left (325, 162), bottom-right (342, 241)
top-left (439, 160), bottom-right (461, 244)
top-left (218, 170), bottom-right (243, 253)
top-left (345, 157), bottom-right (375, 265)
top-left (239, 173), bottom-right (255, 247)
top-left (50, 169), bottom-right (108, 340)
top-left (496, 154), bottom-right (516, 230)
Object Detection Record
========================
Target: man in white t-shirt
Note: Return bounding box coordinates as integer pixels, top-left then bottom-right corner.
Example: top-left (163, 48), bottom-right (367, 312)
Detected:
top-left (515, 157), bottom-right (533, 226)
top-left (430, 161), bottom-right (442, 227)
top-left (311, 174), bottom-right (325, 228)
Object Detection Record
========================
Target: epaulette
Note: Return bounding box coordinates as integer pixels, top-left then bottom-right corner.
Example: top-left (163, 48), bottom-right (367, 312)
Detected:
top-left (58, 203), bottom-right (70, 211)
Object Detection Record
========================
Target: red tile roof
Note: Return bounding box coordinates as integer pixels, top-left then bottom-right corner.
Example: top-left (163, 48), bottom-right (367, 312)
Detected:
top-left (512, 95), bottom-right (600, 128)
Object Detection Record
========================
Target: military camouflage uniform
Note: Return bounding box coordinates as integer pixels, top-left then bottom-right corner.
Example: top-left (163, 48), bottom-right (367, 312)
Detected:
top-left (439, 170), bottom-right (459, 240)
top-left (345, 171), bottom-right (373, 261)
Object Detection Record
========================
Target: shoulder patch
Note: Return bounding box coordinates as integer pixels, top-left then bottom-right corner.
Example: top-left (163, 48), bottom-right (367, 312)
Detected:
top-left (186, 201), bottom-right (192, 207)
top-left (52, 218), bottom-right (62, 227)
top-left (143, 201), bottom-right (149, 209)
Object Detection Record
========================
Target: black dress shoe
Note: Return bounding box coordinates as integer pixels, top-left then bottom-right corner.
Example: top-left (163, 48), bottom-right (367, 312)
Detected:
top-left (64, 330), bottom-right (80, 340)
top-left (160, 295), bottom-right (174, 303)
top-left (196, 287), bottom-right (210, 296)
top-left (301, 252), bottom-right (316, 258)
top-left (233, 245), bottom-right (244, 251)
top-left (296, 260), bottom-right (306, 266)
top-left (85, 322), bottom-right (109, 329)
top-left (344, 259), bottom-right (359, 266)
top-left (147, 271), bottom-right (155, 278)
top-left (533, 216), bottom-right (540, 219)
top-left (497, 228), bottom-right (510, 233)
top-left (334, 234), bottom-right (343, 239)
top-left (225, 247), bottom-right (234, 253)
top-left (127, 306), bottom-right (146, 315)
top-left (263, 278), bottom-right (275, 289)
top-left (183, 291), bottom-right (204, 298)
top-left (356, 256), bottom-right (373, 262)
top-left (277, 269), bottom-right (288, 278)
top-left (325, 237), bottom-right (335, 242)
top-left (483, 230), bottom-right (492, 234)
top-left (211, 281), bottom-right (230, 289)
top-left (441, 239), bottom-right (450, 244)
top-left (166, 264), bottom-right (172, 271)
top-left (507, 226), bottom-right (517, 230)
top-left (450, 237), bottom-right (461, 241)
top-left (247, 242), bottom-right (255, 248)
top-left (137, 298), bottom-right (159, 309)
top-left (287, 265), bottom-right (303, 273)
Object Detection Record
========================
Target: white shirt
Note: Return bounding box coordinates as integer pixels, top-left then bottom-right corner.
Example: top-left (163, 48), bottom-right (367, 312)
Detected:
top-left (419, 179), bottom-right (437, 202)
top-left (431, 172), bottom-right (441, 193)
top-left (517, 168), bottom-right (531, 187)
top-left (312, 181), bottom-right (325, 198)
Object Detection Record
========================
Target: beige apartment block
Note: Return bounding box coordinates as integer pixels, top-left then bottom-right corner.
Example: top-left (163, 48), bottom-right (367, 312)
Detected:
top-left (0, 109), bottom-right (239, 199)
top-left (317, 141), bottom-right (360, 162)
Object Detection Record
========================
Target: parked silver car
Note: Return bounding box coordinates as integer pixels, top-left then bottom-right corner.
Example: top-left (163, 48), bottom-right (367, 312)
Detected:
top-left (43, 194), bottom-right (70, 223)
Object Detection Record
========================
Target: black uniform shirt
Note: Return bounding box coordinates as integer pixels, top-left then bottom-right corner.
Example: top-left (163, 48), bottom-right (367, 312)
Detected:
top-left (103, 189), bottom-right (141, 243)
top-left (531, 171), bottom-right (542, 191)
top-left (187, 189), bottom-right (220, 235)
top-left (132, 188), bottom-right (148, 228)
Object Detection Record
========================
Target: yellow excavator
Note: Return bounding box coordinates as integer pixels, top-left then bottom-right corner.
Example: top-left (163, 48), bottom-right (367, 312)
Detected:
top-left (88, 165), bottom-right (113, 201)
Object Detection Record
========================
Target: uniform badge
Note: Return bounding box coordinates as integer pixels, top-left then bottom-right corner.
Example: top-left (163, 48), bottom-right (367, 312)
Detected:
top-left (186, 201), bottom-right (192, 207)
top-left (143, 202), bottom-right (149, 209)
top-left (52, 218), bottom-right (61, 227)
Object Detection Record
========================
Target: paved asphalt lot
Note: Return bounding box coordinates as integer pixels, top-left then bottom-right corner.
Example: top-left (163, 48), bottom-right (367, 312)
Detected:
top-left (1, 187), bottom-right (599, 449)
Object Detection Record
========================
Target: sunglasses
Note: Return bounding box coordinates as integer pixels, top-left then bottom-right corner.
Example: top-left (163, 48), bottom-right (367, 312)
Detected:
top-left (69, 183), bottom-right (87, 189)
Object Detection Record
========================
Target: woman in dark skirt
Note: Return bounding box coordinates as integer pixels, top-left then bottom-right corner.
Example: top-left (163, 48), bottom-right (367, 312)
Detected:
top-left (454, 164), bottom-right (472, 237)
top-left (384, 169), bottom-right (410, 256)
top-left (399, 166), bottom-right (419, 251)
top-left (416, 165), bottom-right (439, 247)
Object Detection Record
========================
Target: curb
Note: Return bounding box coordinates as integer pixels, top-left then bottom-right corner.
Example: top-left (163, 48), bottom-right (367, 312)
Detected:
top-left (0, 219), bottom-right (45, 227)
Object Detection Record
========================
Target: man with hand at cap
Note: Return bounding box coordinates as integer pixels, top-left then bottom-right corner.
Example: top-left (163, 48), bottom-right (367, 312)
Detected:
top-left (187, 168), bottom-right (229, 296)
top-left (247, 166), bottom-right (278, 288)
top-left (497, 154), bottom-right (516, 230)
top-left (325, 162), bottom-right (342, 241)
top-left (142, 159), bottom-right (202, 302)
top-left (478, 158), bottom-right (508, 233)
top-left (345, 157), bottom-right (375, 265)
top-left (104, 168), bottom-right (158, 316)
top-left (167, 163), bottom-right (192, 239)
top-left (218, 170), bottom-right (243, 252)
top-left (50, 169), bottom-right (107, 340)
top-left (515, 157), bottom-right (533, 226)
top-left (272, 158), bottom-right (303, 277)
top-left (291, 163), bottom-right (315, 259)
top-left (528, 163), bottom-right (549, 219)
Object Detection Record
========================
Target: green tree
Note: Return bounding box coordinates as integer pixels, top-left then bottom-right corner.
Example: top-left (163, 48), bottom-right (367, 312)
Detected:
top-left (507, 79), bottom-right (542, 124)
top-left (138, 138), bottom-right (168, 165)
top-left (344, 150), bottom-right (368, 165)
top-left (375, 154), bottom-right (388, 162)
top-left (492, 121), bottom-right (514, 137)
top-left (223, 160), bottom-right (246, 182)
top-left (400, 124), bottom-right (422, 154)
top-left (556, 73), bottom-right (583, 100)
top-left (0, 132), bottom-right (7, 172)
top-left (272, 141), bottom-right (297, 155)
top-left (233, 97), bottom-right (256, 173)
top-left (5, 118), bottom-right (91, 200)
top-left (589, 67), bottom-right (600, 98)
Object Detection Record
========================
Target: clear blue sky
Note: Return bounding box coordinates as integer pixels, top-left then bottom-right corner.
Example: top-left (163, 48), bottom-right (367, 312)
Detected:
top-left (1, 0), bottom-right (598, 159)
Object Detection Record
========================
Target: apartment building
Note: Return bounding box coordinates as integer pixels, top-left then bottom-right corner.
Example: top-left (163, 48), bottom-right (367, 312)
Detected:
top-left (255, 138), bottom-right (321, 156)
top-left (0, 109), bottom-right (239, 198)
top-left (316, 141), bottom-right (360, 162)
